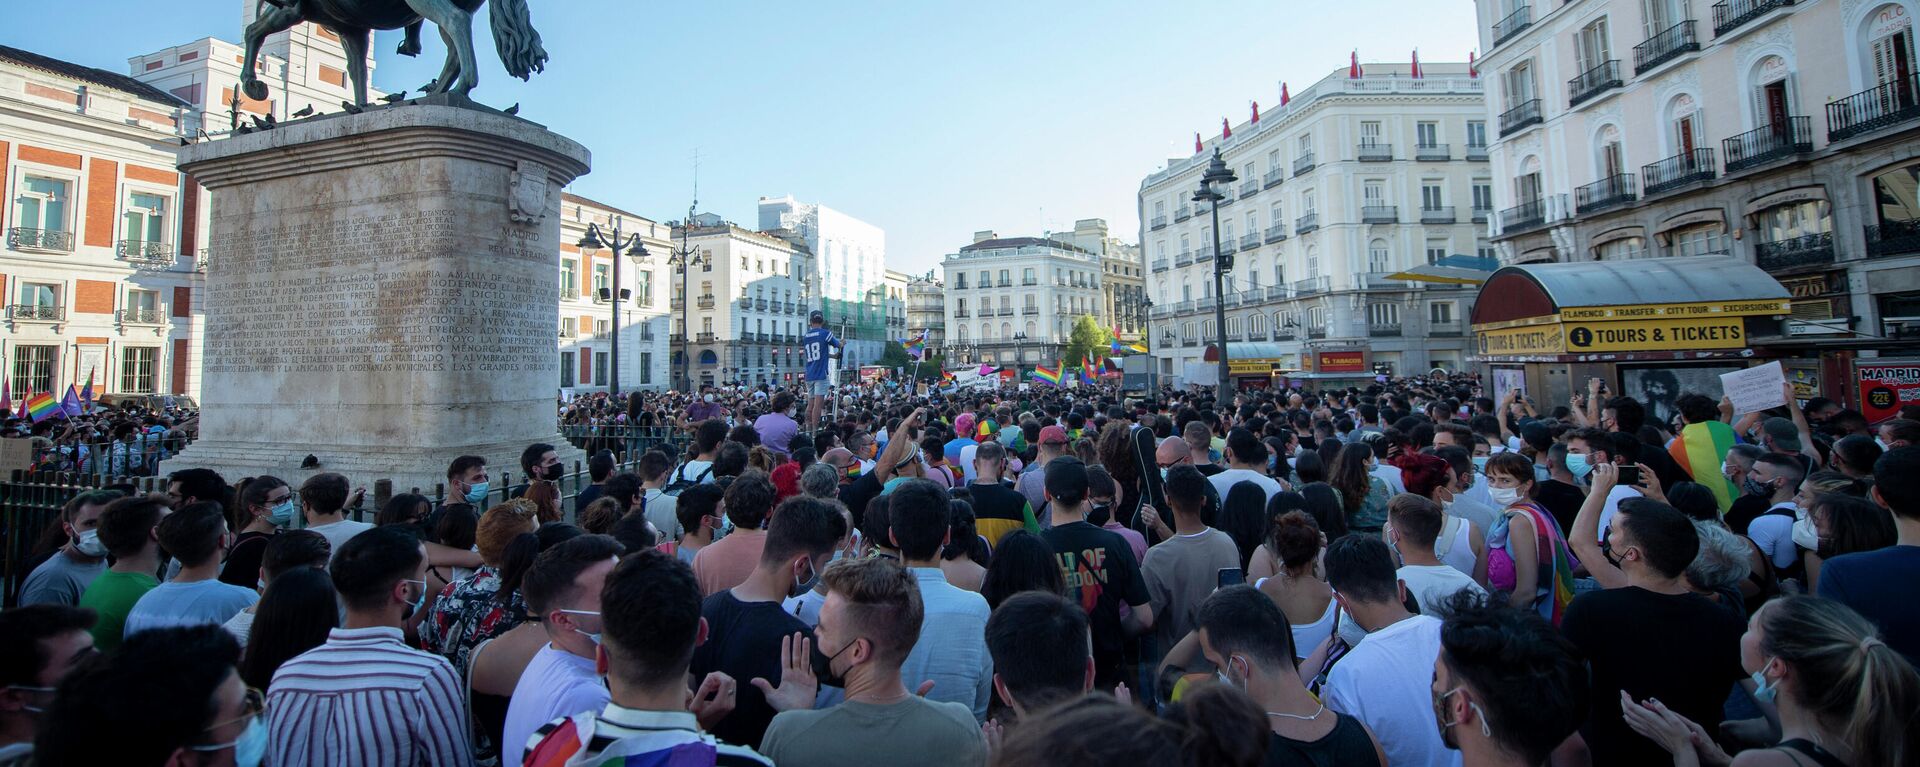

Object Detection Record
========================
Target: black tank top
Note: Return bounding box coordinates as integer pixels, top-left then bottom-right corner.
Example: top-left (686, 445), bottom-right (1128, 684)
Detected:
top-left (1775, 739), bottom-right (1849, 767)
top-left (1262, 712), bottom-right (1381, 767)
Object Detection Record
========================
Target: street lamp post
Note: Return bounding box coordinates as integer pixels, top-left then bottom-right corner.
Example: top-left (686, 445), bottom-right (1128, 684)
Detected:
top-left (1192, 148), bottom-right (1237, 394)
top-left (576, 217), bottom-right (648, 396)
top-left (1141, 297), bottom-right (1155, 386)
top-left (1012, 331), bottom-right (1028, 377)
top-left (642, 205), bottom-right (708, 393)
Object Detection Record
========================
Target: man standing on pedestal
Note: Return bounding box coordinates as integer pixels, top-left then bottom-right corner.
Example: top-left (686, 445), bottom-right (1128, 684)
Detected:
top-left (802, 312), bottom-right (842, 430)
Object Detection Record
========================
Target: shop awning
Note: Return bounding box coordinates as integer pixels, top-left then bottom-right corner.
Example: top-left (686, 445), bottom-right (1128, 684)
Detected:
top-left (1470, 257), bottom-right (1790, 358)
top-left (1385, 254), bottom-right (1501, 285)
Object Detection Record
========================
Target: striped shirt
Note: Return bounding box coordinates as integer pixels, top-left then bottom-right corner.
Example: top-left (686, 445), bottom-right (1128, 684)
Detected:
top-left (266, 626), bottom-right (474, 767)
top-left (525, 705), bottom-right (771, 766)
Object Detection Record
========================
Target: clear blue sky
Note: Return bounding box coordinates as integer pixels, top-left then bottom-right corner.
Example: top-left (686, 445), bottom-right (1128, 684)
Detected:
top-left (8, 0), bottom-right (1479, 275)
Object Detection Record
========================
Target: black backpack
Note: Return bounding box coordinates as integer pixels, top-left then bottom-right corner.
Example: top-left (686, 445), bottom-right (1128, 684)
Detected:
top-left (663, 463), bottom-right (713, 496)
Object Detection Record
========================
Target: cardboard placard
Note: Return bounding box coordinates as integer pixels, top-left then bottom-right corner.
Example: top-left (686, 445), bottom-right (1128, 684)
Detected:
top-left (1720, 361), bottom-right (1787, 415)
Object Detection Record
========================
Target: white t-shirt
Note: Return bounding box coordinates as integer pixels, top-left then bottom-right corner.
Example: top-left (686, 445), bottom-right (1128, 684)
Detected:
top-left (1323, 614), bottom-right (1462, 767)
top-left (1591, 485), bottom-right (1643, 539)
top-left (124, 579), bottom-right (259, 637)
top-left (1397, 564), bottom-right (1486, 615)
top-left (1207, 469), bottom-right (1285, 504)
top-left (1371, 463), bottom-right (1406, 495)
top-left (224, 608), bottom-right (257, 646)
top-left (502, 644), bottom-right (610, 767)
top-left (1748, 503), bottom-right (1799, 569)
top-left (305, 519), bottom-right (375, 560)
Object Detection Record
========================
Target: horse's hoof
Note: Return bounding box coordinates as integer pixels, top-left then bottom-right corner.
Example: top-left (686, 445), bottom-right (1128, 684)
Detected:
top-left (242, 80), bottom-right (268, 101)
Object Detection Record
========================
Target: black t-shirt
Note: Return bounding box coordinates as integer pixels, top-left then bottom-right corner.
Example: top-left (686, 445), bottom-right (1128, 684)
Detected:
top-left (1533, 480), bottom-right (1585, 538)
top-left (574, 484), bottom-right (606, 517)
top-left (1040, 521), bottom-right (1150, 689)
top-left (1561, 586), bottom-right (1746, 767)
top-left (688, 590), bottom-right (813, 749)
top-left (1724, 494), bottom-right (1773, 536)
top-left (838, 473), bottom-right (882, 529)
top-left (218, 530), bottom-right (274, 588)
top-left (1193, 463), bottom-right (1227, 477)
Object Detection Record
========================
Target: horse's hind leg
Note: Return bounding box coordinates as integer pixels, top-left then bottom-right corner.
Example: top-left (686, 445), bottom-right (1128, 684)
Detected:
top-left (240, 3), bottom-right (304, 100)
top-left (404, 0), bottom-right (478, 96)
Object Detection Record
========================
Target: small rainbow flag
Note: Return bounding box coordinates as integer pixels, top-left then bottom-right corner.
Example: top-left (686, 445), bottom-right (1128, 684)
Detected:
top-left (24, 391), bottom-right (61, 423)
top-left (1032, 365), bottom-right (1062, 386)
top-left (900, 331), bottom-right (926, 358)
top-left (1109, 337), bottom-right (1126, 355)
top-left (80, 369), bottom-right (94, 404)
top-left (1124, 339), bottom-right (1149, 354)
top-left (1079, 356), bottom-right (1098, 386)
top-left (940, 369), bottom-right (956, 384)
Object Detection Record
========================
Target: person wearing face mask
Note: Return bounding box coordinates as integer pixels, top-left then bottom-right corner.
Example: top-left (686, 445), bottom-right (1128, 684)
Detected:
top-left (1565, 428), bottom-right (1643, 538)
top-left (215, 478), bottom-right (292, 589)
top-left (266, 526), bottom-right (472, 766)
top-left (1743, 453), bottom-right (1807, 579)
top-left (688, 494), bottom-right (841, 750)
top-left (1623, 595), bottom-right (1920, 767)
top-left (1320, 535), bottom-right (1459, 767)
top-left (77, 496), bottom-right (168, 653)
top-left (1479, 453), bottom-right (1576, 624)
top-left (36, 624), bottom-right (259, 767)
top-left (692, 471), bottom-right (780, 596)
top-left (755, 556), bottom-right (987, 767)
top-left (1560, 498), bottom-right (1746, 767)
top-left (509, 442), bottom-right (565, 502)
top-left (445, 455), bottom-right (493, 509)
top-left (1721, 444), bottom-right (1770, 535)
top-left (1431, 593), bottom-right (1589, 767)
top-left (19, 489), bottom-right (121, 607)
top-left (124, 503), bottom-right (258, 636)
top-left (1177, 585), bottom-right (1387, 766)
top-left (500, 535), bottom-right (630, 767)
top-left (0, 604), bottom-right (98, 761)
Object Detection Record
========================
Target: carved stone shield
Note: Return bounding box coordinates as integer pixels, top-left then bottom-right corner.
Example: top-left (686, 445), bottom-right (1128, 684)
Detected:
top-left (509, 159), bottom-right (549, 226)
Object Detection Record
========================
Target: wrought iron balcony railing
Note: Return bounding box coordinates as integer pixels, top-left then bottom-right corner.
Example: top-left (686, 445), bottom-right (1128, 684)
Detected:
top-left (1723, 117), bottom-right (1812, 173)
top-left (1754, 232), bottom-right (1835, 271)
top-left (1501, 199), bottom-right (1546, 233)
top-left (1500, 99), bottom-right (1543, 137)
top-left (5, 304), bottom-right (64, 321)
top-left (1826, 73), bottom-right (1920, 143)
top-left (1642, 148), bottom-right (1717, 195)
top-left (1293, 153), bottom-right (1317, 176)
top-left (1575, 174), bottom-right (1637, 214)
top-left (1634, 20), bottom-right (1700, 75)
top-left (1420, 206), bottom-right (1457, 223)
top-left (1357, 143), bottom-right (1394, 162)
top-left (1295, 213), bottom-right (1319, 234)
top-left (1568, 60), bottom-right (1623, 107)
top-left (1713, 0), bottom-right (1794, 37)
top-left (1361, 205), bottom-right (1398, 223)
top-left (7, 227), bottom-right (74, 252)
top-left (1867, 220), bottom-right (1920, 259)
top-left (1416, 143), bottom-right (1450, 161)
top-left (1493, 4), bottom-right (1534, 46)
top-left (116, 239), bottom-right (175, 266)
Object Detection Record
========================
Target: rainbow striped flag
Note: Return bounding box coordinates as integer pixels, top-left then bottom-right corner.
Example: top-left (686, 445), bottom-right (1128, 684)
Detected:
top-left (1108, 337), bottom-right (1126, 355)
top-left (1124, 339), bottom-right (1149, 354)
top-left (1079, 356), bottom-right (1098, 385)
top-left (900, 332), bottom-right (926, 359)
top-left (24, 391), bottom-right (61, 423)
top-left (1669, 420), bottom-right (1739, 513)
top-left (940, 369), bottom-right (956, 384)
top-left (1032, 365), bottom-right (1062, 386)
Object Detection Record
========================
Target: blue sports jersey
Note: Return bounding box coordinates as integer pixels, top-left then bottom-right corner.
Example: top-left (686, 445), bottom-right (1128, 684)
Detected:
top-left (802, 327), bottom-right (840, 381)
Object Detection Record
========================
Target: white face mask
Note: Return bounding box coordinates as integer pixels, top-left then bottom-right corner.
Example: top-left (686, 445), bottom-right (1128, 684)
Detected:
top-left (1791, 514), bottom-right (1820, 551)
top-left (73, 529), bottom-right (107, 557)
top-left (1488, 485), bottom-right (1524, 508)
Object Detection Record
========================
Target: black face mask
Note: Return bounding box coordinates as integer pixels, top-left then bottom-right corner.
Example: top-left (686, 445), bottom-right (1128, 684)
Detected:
top-left (544, 464), bottom-right (565, 481)
top-left (1087, 502), bottom-right (1113, 527)
top-left (810, 637), bottom-right (858, 688)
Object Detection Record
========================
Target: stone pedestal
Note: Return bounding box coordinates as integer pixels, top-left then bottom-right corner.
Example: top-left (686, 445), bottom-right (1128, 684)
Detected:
top-left (160, 103), bottom-right (590, 493)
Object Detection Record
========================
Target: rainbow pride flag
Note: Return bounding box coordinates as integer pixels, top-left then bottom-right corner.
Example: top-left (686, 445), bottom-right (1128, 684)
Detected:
top-left (1124, 339), bottom-right (1149, 353)
top-left (900, 331), bottom-right (926, 359)
top-left (1079, 356), bottom-right (1098, 385)
top-left (1032, 365), bottom-right (1062, 386)
top-left (1669, 420), bottom-right (1739, 513)
top-left (24, 391), bottom-right (61, 423)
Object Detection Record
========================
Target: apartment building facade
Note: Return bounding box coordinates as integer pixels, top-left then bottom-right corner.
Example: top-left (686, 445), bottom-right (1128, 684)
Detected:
top-left (941, 233), bottom-right (1108, 371)
top-left (1, 45), bottom-right (201, 402)
top-left (1046, 218), bottom-right (1148, 340)
top-left (671, 214), bottom-right (818, 387)
top-left (1140, 63), bottom-right (1491, 383)
top-left (1477, 0), bottom-right (1920, 402)
top-left (556, 194), bottom-right (674, 393)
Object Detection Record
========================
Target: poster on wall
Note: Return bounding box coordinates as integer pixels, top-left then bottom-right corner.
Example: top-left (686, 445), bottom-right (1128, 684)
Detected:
top-left (1619, 364), bottom-right (1744, 428)
top-left (75, 346), bottom-right (107, 392)
top-left (1492, 367), bottom-right (1526, 407)
top-left (1857, 360), bottom-right (1920, 424)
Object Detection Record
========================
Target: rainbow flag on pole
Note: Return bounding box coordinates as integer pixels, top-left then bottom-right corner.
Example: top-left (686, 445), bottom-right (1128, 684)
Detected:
top-left (23, 391), bottom-right (61, 423)
top-left (1032, 365), bottom-right (1062, 386)
top-left (900, 331), bottom-right (926, 359)
top-left (1079, 355), bottom-right (1099, 385)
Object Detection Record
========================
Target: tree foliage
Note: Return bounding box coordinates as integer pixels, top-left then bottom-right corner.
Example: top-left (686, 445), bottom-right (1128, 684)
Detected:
top-left (1061, 316), bottom-right (1113, 370)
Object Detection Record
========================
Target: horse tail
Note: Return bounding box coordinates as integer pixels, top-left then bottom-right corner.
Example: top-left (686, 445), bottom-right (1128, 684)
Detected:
top-left (489, 0), bottom-right (548, 80)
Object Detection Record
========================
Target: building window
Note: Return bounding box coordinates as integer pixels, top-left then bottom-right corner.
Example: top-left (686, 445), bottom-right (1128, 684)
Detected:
top-left (1297, 134), bottom-right (1312, 154)
top-left (1422, 183), bottom-right (1444, 210)
top-left (1426, 242), bottom-right (1449, 264)
top-left (11, 345), bottom-right (56, 395)
top-left (592, 263), bottom-right (611, 300)
top-left (120, 346), bottom-right (158, 393)
top-left (1416, 121), bottom-right (1439, 147)
top-left (1226, 316), bottom-right (1242, 336)
top-left (1594, 237), bottom-right (1648, 260)
top-left (641, 352), bottom-right (652, 384)
top-left (1368, 240), bottom-right (1391, 272)
top-left (1478, 243), bottom-right (1498, 261)
top-left (1472, 182), bottom-right (1494, 210)
top-left (1023, 267), bottom-right (1035, 285)
top-left (126, 288), bottom-right (160, 321)
top-left (594, 352), bottom-right (609, 386)
top-left (560, 259), bottom-right (578, 297)
top-left (1466, 121), bottom-right (1487, 147)
top-left (1668, 223), bottom-right (1731, 257)
top-left (1873, 162), bottom-right (1920, 231)
top-left (1758, 200), bottom-right (1833, 244)
top-left (1359, 121), bottom-right (1383, 147)
top-left (122, 192), bottom-right (169, 245)
top-left (560, 351), bottom-right (575, 387)
top-left (561, 317), bottom-right (576, 336)
top-left (1368, 303), bottom-right (1400, 325)
top-left (1431, 302), bottom-right (1455, 324)
top-left (1576, 18), bottom-right (1612, 73)
top-left (636, 270), bottom-right (654, 307)
top-left (13, 176), bottom-right (70, 235)
top-left (15, 282), bottom-right (59, 312)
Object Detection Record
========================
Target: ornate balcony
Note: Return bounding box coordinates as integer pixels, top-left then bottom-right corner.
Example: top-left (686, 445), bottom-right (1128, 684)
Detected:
top-left (1723, 117), bottom-right (1812, 173)
top-left (1826, 73), bottom-right (1920, 143)
top-left (1152, 258), bottom-right (1170, 272)
top-left (1239, 233), bottom-right (1260, 250)
top-left (1867, 220), bottom-right (1920, 259)
top-left (1493, 4), bottom-right (1534, 47)
top-left (116, 239), bottom-right (175, 267)
top-left (1568, 60), bottom-right (1623, 107)
top-left (1264, 167), bottom-right (1285, 188)
top-left (1466, 143), bottom-right (1489, 161)
top-left (1713, 0), bottom-right (1795, 38)
top-left (1176, 250), bottom-right (1195, 267)
top-left (1295, 213), bottom-right (1319, 234)
top-left (1175, 205), bottom-right (1193, 221)
top-left (1501, 199), bottom-right (1546, 233)
top-left (1292, 276), bottom-right (1329, 295)
top-left (1575, 175), bottom-right (1637, 214)
top-left (1150, 215), bottom-right (1168, 230)
top-left (1642, 148), bottom-right (1717, 196)
top-left (1240, 180), bottom-right (1261, 198)
top-left (116, 308), bottom-right (164, 325)
top-left (1264, 224), bottom-right (1288, 243)
top-left (1499, 99), bottom-right (1543, 137)
top-left (1421, 206), bottom-right (1457, 224)
top-left (1754, 232), bottom-right (1835, 271)
top-left (1361, 205), bottom-right (1398, 224)
top-left (1369, 322), bottom-right (1403, 337)
top-left (1357, 143), bottom-right (1394, 162)
top-left (697, 332), bottom-right (715, 344)
top-left (698, 296), bottom-right (715, 309)
top-left (6, 304), bottom-right (64, 322)
top-left (1472, 206), bottom-right (1492, 223)
top-left (1634, 21), bottom-right (1700, 75)
top-left (1293, 153), bottom-right (1317, 176)
top-left (7, 227), bottom-right (74, 252)
top-left (955, 309), bottom-right (970, 318)
top-left (1416, 143), bottom-right (1450, 161)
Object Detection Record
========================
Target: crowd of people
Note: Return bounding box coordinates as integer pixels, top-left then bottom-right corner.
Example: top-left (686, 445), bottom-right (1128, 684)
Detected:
top-left (2, 344), bottom-right (1919, 766)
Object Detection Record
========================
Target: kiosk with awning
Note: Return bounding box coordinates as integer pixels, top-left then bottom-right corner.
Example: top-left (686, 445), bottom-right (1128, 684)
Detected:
top-left (1470, 257), bottom-right (1791, 415)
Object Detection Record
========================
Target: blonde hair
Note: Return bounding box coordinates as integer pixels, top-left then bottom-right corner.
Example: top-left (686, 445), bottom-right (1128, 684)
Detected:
top-left (1756, 596), bottom-right (1920, 764)
top-left (476, 499), bottom-right (539, 565)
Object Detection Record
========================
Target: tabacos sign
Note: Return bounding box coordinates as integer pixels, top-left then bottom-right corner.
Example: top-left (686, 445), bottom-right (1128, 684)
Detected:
top-left (1315, 351), bottom-right (1367, 373)
top-left (1857, 362), bottom-right (1920, 424)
